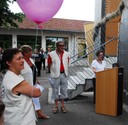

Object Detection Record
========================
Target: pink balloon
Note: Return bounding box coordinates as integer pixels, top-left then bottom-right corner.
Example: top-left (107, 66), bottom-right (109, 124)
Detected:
top-left (17, 0), bottom-right (64, 25)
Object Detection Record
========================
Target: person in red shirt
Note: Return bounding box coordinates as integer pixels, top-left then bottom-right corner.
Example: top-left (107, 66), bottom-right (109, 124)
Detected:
top-left (48, 41), bottom-right (70, 114)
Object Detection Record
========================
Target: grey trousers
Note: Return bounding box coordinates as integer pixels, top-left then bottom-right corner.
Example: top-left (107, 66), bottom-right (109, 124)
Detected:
top-left (51, 73), bottom-right (68, 100)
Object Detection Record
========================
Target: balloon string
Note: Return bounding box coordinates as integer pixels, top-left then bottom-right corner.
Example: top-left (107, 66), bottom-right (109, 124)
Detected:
top-left (32, 25), bottom-right (39, 97)
top-left (40, 28), bottom-right (44, 47)
top-left (35, 25), bottom-right (39, 49)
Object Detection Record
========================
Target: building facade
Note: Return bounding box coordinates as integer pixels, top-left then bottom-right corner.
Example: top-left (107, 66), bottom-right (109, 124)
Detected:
top-left (0, 18), bottom-right (93, 56)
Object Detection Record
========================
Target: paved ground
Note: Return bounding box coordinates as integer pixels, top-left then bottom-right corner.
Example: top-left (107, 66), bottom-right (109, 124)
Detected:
top-left (0, 69), bottom-right (128, 125)
top-left (37, 70), bottom-right (128, 125)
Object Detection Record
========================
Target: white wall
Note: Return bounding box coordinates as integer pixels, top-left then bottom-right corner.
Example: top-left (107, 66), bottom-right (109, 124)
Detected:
top-left (94, 0), bottom-right (102, 25)
top-left (12, 33), bottom-right (17, 48)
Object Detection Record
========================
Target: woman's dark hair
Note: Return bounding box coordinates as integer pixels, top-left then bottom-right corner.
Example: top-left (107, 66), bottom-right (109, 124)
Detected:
top-left (96, 50), bottom-right (104, 57)
top-left (2, 48), bottom-right (21, 69)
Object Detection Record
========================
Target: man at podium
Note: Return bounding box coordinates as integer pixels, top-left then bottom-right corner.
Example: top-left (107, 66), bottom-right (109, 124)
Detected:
top-left (91, 50), bottom-right (107, 104)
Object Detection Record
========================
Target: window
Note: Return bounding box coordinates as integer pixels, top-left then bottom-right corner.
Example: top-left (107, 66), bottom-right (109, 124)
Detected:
top-left (78, 38), bottom-right (87, 58)
top-left (17, 35), bottom-right (41, 50)
top-left (0, 35), bottom-right (12, 50)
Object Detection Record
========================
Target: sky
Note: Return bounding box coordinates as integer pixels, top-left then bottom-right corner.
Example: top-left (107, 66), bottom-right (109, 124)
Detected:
top-left (9, 0), bottom-right (95, 21)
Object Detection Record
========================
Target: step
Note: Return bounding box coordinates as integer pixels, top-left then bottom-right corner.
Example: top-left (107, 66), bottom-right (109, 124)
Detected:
top-left (85, 78), bottom-right (93, 91)
top-left (69, 75), bottom-right (85, 85)
top-left (83, 67), bottom-right (94, 75)
top-left (76, 72), bottom-right (87, 78)
top-left (76, 72), bottom-right (87, 81)
top-left (68, 77), bottom-right (77, 88)
top-left (68, 81), bottom-right (76, 90)
top-left (68, 84), bottom-right (85, 99)
top-left (82, 70), bottom-right (93, 78)
top-left (104, 57), bottom-right (117, 68)
top-left (70, 58), bottom-right (89, 67)
top-left (105, 57), bottom-right (117, 62)
top-left (73, 75), bottom-right (85, 84)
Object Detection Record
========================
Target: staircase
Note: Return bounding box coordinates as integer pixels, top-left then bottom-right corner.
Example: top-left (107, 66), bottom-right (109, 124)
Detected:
top-left (67, 27), bottom-right (118, 99)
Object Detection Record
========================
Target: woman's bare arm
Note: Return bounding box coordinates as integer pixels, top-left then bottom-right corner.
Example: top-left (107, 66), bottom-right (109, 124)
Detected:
top-left (92, 67), bottom-right (97, 73)
top-left (12, 80), bottom-right (41, 97)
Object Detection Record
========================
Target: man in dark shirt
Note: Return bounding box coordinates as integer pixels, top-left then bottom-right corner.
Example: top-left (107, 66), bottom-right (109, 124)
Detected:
top-left (40, 48), bottom-right (47, 70)
top-left (32, 49), bottom-right (42, 77)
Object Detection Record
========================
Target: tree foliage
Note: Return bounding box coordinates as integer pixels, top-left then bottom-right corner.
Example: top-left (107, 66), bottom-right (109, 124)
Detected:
top-left (0, 0), bottom-right (24, 28)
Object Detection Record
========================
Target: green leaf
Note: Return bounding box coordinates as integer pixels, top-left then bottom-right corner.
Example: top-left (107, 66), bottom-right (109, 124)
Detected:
top-left (0, 0), bottom-right (23, 28)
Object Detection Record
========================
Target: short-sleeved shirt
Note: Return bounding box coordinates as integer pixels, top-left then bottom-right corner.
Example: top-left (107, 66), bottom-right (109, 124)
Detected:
top-left (91, 59), bottom-right (106, 78)
top-left (1, 70), bottom-right (36, 125)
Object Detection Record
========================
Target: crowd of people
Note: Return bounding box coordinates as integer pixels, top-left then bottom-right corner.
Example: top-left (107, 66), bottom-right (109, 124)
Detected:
top-left (0, 41), bottom-right (70, 125)
top-left (0, 42), bottom-right (108, 124)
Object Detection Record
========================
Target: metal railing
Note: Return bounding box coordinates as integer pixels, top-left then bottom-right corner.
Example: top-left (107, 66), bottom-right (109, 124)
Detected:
top-left (68, 27), bottom-right (118, 92)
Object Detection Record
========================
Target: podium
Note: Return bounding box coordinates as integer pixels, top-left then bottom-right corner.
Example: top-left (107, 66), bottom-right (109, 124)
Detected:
top-left (95, 67), bottom-right (124, 116)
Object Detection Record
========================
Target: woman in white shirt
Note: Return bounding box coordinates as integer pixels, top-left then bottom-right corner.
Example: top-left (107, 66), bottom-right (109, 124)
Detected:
top-left (20, 45), bottom-right (49, 119)
top-left (91, 50), bottom-right (107, 104)
top-left (1, 48), bottom-right (41, 125)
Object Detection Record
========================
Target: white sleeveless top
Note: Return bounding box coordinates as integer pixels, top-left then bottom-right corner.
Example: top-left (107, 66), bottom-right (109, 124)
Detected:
top-left (49, 50), bottom-right (70, 78)
top-left (1, 70), bottom-right (36, 125)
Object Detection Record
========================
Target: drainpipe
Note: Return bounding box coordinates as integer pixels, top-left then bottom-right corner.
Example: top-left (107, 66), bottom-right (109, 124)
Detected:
top-left (101, 0), bottom-right (106, 50)
top-left (73, 34), bottom-right (76, 56)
